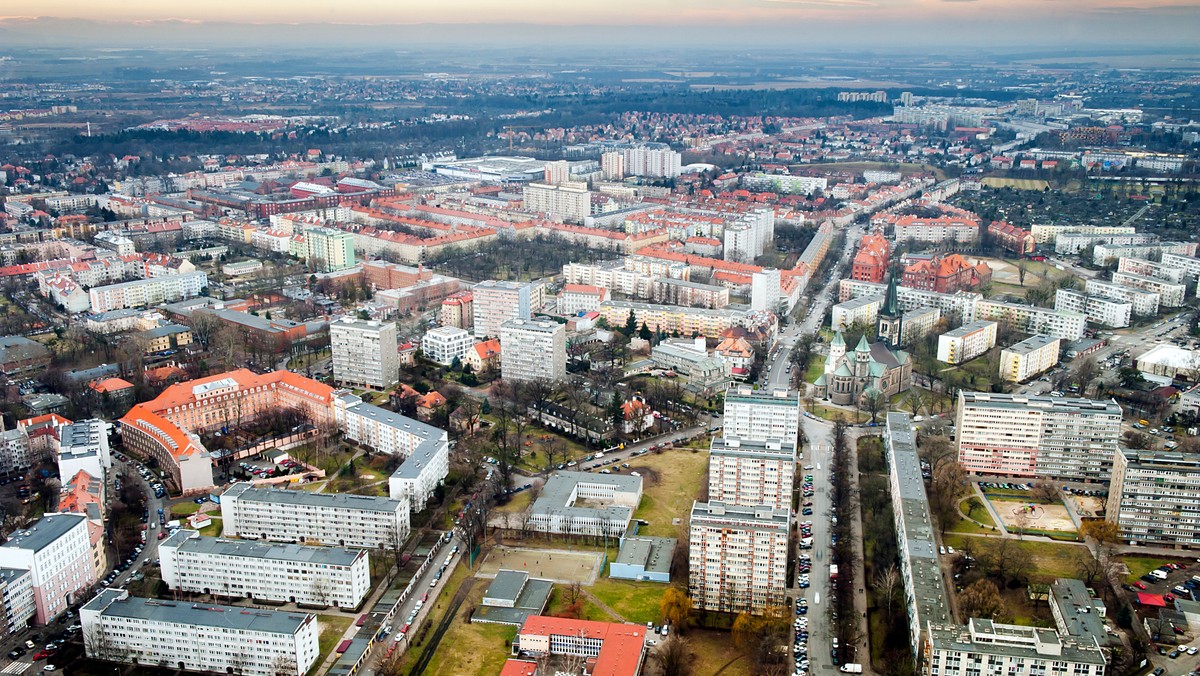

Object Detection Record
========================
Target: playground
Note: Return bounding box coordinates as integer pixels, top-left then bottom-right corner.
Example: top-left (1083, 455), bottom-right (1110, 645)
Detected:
top-left (991, 498), bottom-right (1078, 535)
top-left (476, 545), bottom-right (604, 585)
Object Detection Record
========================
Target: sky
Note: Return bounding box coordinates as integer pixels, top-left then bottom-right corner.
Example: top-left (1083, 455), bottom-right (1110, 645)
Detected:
top-left (1, 0), bottom-right (1199, 50)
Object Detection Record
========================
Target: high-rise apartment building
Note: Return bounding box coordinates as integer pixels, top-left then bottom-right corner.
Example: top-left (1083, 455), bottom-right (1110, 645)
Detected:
top-left (0, 513), bottom-right (94, 624)
top-left (1111, 271), bottom-right (1187, 307)
top-left (330, 318), bottom-right (399, 389)
top-left (688, 501), bottom-right (789, 614)
top-left (623, 146), bottom-right (681, 178)
top-left (472, 280), bottom-right (532, 339)
top-left (523, 182), bottom-right (591, 223)
top-left (955, 392), bottom-right (1122, 481)
top-left (721, 386), bottom-right (801, 449)
top-left (302, 226), bottom-right (356, 272)
top-left (751, 268), bottom-right (781, 312)
top-left (543, 160), bottom-right (571, 185)
top-left (500, 319), bottom-right (566, 383)
top-left (707, 437), bottom-right (795, 511)
top-left (1054, 289), bottom-right (1132, 328)
top-left (1108, 449), bottom-right (1200, 549)
top-left (600, 152), bottom-right (625, 180)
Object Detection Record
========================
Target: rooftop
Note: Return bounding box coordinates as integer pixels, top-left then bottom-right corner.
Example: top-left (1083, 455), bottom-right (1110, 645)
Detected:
top-left (164, 529), bottom-right (365, 567)
top-left (1004, 334), bottom-right (1060, 355)
top-left (223, 482), bottom-right (404, 514)
top-left (530, 471), bottom-right (642, 522)
top-left (614, 536), bottom-right (676, 575)
top-left (1, 513), bottom-right (87, 553)
top-left (83, 589), bottom-right (316, 635)
top-left (942, 320), bottom-right (997, 338)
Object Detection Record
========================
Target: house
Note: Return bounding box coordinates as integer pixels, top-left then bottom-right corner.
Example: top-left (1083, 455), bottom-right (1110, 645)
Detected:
top-left (464, 338), bottom-right (501, 374)
top-left (86, 377), bottom-right (136, 416)
top-left (417, 391), bottom-right (447, 420)
top-left (621, 399), bottom-right (654, 435)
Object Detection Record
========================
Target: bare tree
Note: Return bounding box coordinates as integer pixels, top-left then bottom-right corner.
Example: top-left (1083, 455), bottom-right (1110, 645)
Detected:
top-left (872, 563), bottom-right (901, 621)
top-left (309, 576), bottom-right (332, 607)
top-left (271, 653), bottom-right (299, 676)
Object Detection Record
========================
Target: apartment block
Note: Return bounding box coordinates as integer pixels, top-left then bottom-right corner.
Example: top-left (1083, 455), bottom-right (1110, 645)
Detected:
top-left (0, 513), bottom-right (95, 624)
top-left (0, 428), bottom-right (31, 477)
top-left (999, 335), bottom-right (1061, 383)
top-left (160, 530), bottom-right (370, 608)
top-left (1108, 448), bottom-right (1200, 549)
top-left (936, 320), bottom-right (997, 364)
top-left (1029, 223), bottom-right (1135, 244)
top-left (301, 226), bottom-right (356, 272)
top-left (688, 501), bottom-right (790, 614)
top-left (472, 279), bottom-right (533, 339)
top-left (0, 568), bottom-right (34, 637)
top-left (1053, 289), bottom-right (1132, 328)
top-left (558, 284), bottom-right (609, 316)
top-left (87, 271), bottom-right (208, 313)
top-left (1093, 241), bottom-right (1198, 266)
top-left (439, 291), bottom-right (473, 330)
top-left (55, 419), bottom-right (112, 499)
top-left (1117, 257), bottom-right (1188, 284)
top-left (598, 300), bottom-right (775, 341)
top-left (334, 393), bottom-right (450, 511)
top-left (500, 319), bottom-right (565, 383)
top-left (523, 182), bottom-right (592, 223)
top-left (924, 619), bottom-right (1105, 676)
top-left (707, 437), bottom-right (796, 511)
top-left (82, 589), bottom-right (319, 676)
top-left (623, 146), bottom-right (681, 178)
top-left (1161, 253), bottom-right (1200, 282)
top-left (974, 300), bottom-right (1086, 341)
top-left (832, 295), bottom-right (883, 331)
top-left (1111, 271), bottom-right (1187, 307)
top-left (885, 413), bottom-right (952, 657)
top-left (421, 326), bottom-right (474, 366)
top-left (1053, 232), bottom-right (1159, 255)
top-left (722, 386), bottom-right (801, 449)
top-left (1084, 278), bottom-right (1160, 316)
top-left (892, 216), bottom-right (980, 244)
top-left (955, 392), bottom-right (1122, 481)
top-left (839, 279), bottom-right (980, 325)
top-left (330, 318), bottom-right (399, 389)
top-left (220, 482), bottom-right (409, 549)
top-left (652, 277), bottom-right (730, 310)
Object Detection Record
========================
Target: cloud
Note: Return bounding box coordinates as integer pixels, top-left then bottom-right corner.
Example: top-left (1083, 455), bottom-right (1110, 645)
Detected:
top-left (760, 0), bottom-right (879, 7)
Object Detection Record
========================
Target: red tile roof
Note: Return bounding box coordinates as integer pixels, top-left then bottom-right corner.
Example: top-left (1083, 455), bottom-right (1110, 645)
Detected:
top-left (518, 616), bottom-right (645, 676)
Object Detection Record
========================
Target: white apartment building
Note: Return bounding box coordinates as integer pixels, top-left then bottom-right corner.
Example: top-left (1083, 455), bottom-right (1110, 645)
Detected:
top-left (624, 146), bottom-right (681, 178)
top-left (936, 320), bottom-right (997, 364)
top-left (751, 268), bottom-right (782, 312)
top-left (1029, 223), bottom-right (1135, 245)
top-left (500, 319), bottom-right (566, 383)
top-left (1053, 289), bottom-right (1132, 328)
top-left (94, 231), bottom-right (136, 256)
top-left (0, 513), bottom-right (94, 624)
top-left (523, 182), bottom-right (592, 223)
top-left (559, 284), bottom-right (609, 316)
top-left (528, 472), bottom-right (642, 537)
top-left (741, 173), bottom-right (828, 195)
top-left (1108, 449), bottom-right (1200, 549)
top-left (688, 501), bottom-right (789, 615)
top-left (334, 393), bottom-right (450, 512)
top-left (885, 413), bottom-right (953, 658)
top-left (0, 428), bottom-right (31, 477)
top-left (160, 530), bottom-right (371, 608)
top-left (300, 226), bottom-right (356, 272)
top-left (722, 386), bottom-right (801, 449)
top-left (1053, 232), bottom-right (1158, 255)
top-left (999, 335), bottom-right (1061, 383)
top-left (600, 151), bottom-right (625, 180)
top-left (955, 392), bottom-right (1122, 481)
top-left (82, 589), bottom-right (319, 676)
top-left (421, 326), bottom-right (473, 366)
top-left (1111, 271), bottom-right (1187, 307)
top-left (1161, 253), bottom-right (1200, 282)
top-left (974, 300), bottom-right (1086, 341)
top-left (1084, 278), bottom-right (1160, 316)
top-left (55, 419), bottom-right (111, 499)
top-left (924, 619), bottom-right (1106, 676)
top-left (1093, 241), bottom-right (1198, 266)
top-left (893, 219), bottom-right (980, 244)
top-left (87, 271), bottom-right (208, 313)
top-left (839, 279), bottom-right (980, 324)
top-left (1117, 257), bottom-right (1188, 284)
top-left (708, 437), bottom-right (796, 511)
top-left (220, 482), bottom-right (409, 549)
top-left (0, 568), bottom-right (34, 637)
top-left (473, 279), bottom-right (533, 339)
top-left (832, 295), bottom-right (883, 331)
top-left (330, 317), bottom-right (399, 389)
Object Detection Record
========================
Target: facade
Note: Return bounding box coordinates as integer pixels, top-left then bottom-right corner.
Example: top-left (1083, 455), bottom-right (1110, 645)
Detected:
top-left (974, 300), bottom-right (1086, 341)
top-left (936, 320), bottom-right (998, 365)
top-left (1108, 448), bottom-right (1200, 549)
top-left (558, 284), bottom-right (609, 316)
top-left (1111, 271), bottom-right (1187, 307)
top-left (1160, 253), bottom-right (1200, 282)
top-left (301, 226), bottom-right (356, 272)
top-left (1030, 223), bottom-right (1136, 245)
top-left (473, 279), bottom-right (533, 339)
top-left (923, 619), bottom-right (1106, 676)
top-left (885, 413), bottom-right (952, 658)
top-left (512, 616), bottom-right (646, 676)
top-left (623, 146), bottom-right (681, 178)
top-left (82, 589), bottom-right (319, 676)
top-left (598, 300), bottom-right (777, 341)
top-left (652, 277), bottom-right (730, 309)
top-left (160, 529), bottom-right (370, 608)
top-left (1117, 257), bottom-right (1189, 284)
top-left (334, 393), bottom-right (450, 511)
top-left (851, 233), bottom-right (890, 284)
top-left (1053, 289), bottom-right (1132, 328)
top-left (1093, 241), bottom-right (1198, 266)
top-left (688, 501), bottom-right (790, 614)
top-left (87, 271), bottom-right (208, 313)
top-left (1054, 232), bottom-right (1158, 255)
top-left (708, 436), bottom-right (795, 511)
top-left (902, 254), bottom-right (991, 293)
top-left (527, 472), bottom-right (642, 537)
top-left (832, 295), bottom-right (883, 331)
top-left (0, 568), bottom-right (34, 637)
top-left (500, 319), bottom-right (566, 383)
top-left (722, 386), bottom-right (801, 449)
top-left (0, 428), bottom-right (31, 478)
top-left (1084, 278), bottom-right (1160, 316)
top-left (331, 318), bottom-right (400, 389)
top-left (839, 279), bottom-right (980, 327)
top-left (220, 482), bottom-right (408, 549)
top-left (751, 268), bottom-right (782, 312)
top-left (892, 216), bottom-right (980, 244)
top-left (815, 333), bottom-right (913, 406)
top-left (523, 182), bottom-right (591, 223)
top-left (955, 392), bottom-right (1122, 481)
top-left (999, 335), bottom-right (1061, 383)
top-left (0, 514), bottom-right (94, 625)
top-left (439, 291), bottom-right (474, 330)
top-left (421, 326), bottom-right (474, 366)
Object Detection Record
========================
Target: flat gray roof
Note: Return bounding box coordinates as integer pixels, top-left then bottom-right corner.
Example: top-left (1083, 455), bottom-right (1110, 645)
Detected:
top-left (530, 471), bottom-right (642, 521)
top-left (723, 385), bottom-right (799, 406)
top-left (1003, 334), bottom-right (1059, 355)
top-left (928, 621), bottom-right (1105, 665)
top-left (168, 530), bottom-right (364, 567)
top-left (85, 591), bottom-right (314, 635)
top-left (484, 570), bottom-right (529, 603)
top-left (709, 436), bottom-right (795, 460)
top-left (1050, 578), bottom-right (1118, 646)
top-left (2, 513), bottom-right (86, 553)
top-left (615, 536), bottom-right (676, 575)
top-left (958, 391), bottom-right (1121, 416)
top-left (942, 320), bottom-right (997, 339)
top-left (837, 294), bottom-right (883, 310)
top-left (689, 501), bottom-right (789, 530)
top-left (222, 482), bottom-right (403, 514)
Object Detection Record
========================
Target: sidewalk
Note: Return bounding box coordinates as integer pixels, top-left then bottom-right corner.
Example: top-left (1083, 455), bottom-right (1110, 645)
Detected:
top-left (845, 428), bottom-right (876, 676)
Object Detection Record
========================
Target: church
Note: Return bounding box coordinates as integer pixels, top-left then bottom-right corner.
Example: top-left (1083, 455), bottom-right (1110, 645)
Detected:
top-left (814, 274), bottom-right (913, 406)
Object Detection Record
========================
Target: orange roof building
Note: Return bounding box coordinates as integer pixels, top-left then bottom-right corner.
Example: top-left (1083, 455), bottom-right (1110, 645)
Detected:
top-left (902, 254), bottom-right (992, 294)
top-left (515, 616), bottom-right (647, 676)
top-left (851, 233), bottom-right (891, 284)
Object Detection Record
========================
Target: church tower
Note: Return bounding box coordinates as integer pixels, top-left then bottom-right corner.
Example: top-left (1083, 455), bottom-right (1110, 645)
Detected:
top-left (825, 331), bottom-right (846, 375)
top-left (877, 271), bottom-right (903, 348)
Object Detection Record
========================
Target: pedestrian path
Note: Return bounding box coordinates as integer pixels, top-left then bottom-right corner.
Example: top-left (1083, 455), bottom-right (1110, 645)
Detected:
top-left (1, 661), bottom-right (28, 674)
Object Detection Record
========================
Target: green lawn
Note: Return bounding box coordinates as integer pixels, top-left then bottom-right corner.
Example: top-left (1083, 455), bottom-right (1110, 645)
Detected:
top-left (198, 517), bottom-right (223, 538)
top-left (312, 615), bottom-right (353, 676)
top-left (546, 586), bottom-right (614, 622)
top-left (961, 497), bottom-right (997, 528)
top-left (494, 489), bottom-right (533, 514)
top-left (169, 501), bottom-right (201, 517)
top-left (414, 580), bottom-right (518, 676)
top-left (1120, 554), bottom-right (1177, 583)
top-left (946, 515), bottom-right (997, 536)
top-left (803, 352), bottom-right (824, 384)
top-left (631, 450), bottom-right (710, 539)
top-left (689, 628), bottom-right (753, 676)
top-left (397, 561), bottom-right (475, 674)
top-left (589, 578), bottom-right (667, 624)
top-left (942, 534), bottom-right (1092, 584)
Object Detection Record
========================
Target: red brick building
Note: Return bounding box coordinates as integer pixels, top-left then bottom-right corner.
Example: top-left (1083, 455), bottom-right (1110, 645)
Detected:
top-left (902, 254), bottom-right (992, 293)
top-left (851, 233), bottom-right (891, 283)
top-left (988, 221), bottom-right (1036, 256)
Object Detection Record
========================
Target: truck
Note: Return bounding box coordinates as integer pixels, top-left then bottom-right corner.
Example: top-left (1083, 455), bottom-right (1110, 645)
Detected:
top-left (840, 664), bottom-right (863, 674)
top-left (830, 564), bottom-right (839, 582)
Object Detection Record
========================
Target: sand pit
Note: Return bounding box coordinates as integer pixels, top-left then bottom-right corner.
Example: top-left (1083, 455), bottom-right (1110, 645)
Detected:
top-left (990, 499), bottom-right (1078, 534)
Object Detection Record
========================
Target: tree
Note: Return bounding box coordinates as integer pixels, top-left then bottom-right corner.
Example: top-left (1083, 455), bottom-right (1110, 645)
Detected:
top-left (904, 391), bottom-right (925, 417)
top-left (861, 388), bottom-right (887, 424)
top-left (872, 563), bottom-right (901, 621)
top-left (654, 636), bottom-right (693, 676)
top-left (1073, 356), bottom-right (1099, 393)
top-left (1081, 520), bottom-right (1122, 548)
top-left (1031, 481), bottom-right (1060, 504)
top-left (659, 587), bottom-right (693, 632)
top-left (1016, 259), bottom-right (1029, 287)
top-left (929, 460), bottom-right (968, 536)
top-left (958, 579), bottom-right (1004, 621)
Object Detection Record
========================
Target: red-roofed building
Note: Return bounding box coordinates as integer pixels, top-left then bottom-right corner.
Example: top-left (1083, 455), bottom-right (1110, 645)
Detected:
top-left (464, 339), bottom-right (500, 374)
top-left (851, 233), bottom-right (891, 283)
top-left (988, 221), bottom-right (1036, 256)
top-left (902, 254), bottom-right (992, 293)
top-left (621, 399), bottom-right (654, 435)
top-left (559, 284), bottom-right (610, 316)
top-left (17, 413), bottom-right (70, 456)
top-left (500, 661), bottom-right (539, 676)
top-left (87, 377), bottom-right (136, 415)
top-left (514, 616), bottom-right (647, 676)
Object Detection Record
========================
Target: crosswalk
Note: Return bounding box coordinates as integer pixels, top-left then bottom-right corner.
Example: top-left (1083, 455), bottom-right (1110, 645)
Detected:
top-left (1, 661), bottom-right (29, 674)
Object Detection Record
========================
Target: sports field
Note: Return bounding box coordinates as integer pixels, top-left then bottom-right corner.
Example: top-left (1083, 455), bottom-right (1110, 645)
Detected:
top-left (991, 499), bottom-right (1077, 533)
top-left (476, 545), bottom-right (603, 584)
top-left (982, 177), bottom-right (1050, 190)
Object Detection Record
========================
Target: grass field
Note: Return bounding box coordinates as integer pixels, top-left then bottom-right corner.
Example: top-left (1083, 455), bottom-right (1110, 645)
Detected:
top-left (546, 585), bottom-right (614, 622)
top-left (396, 561), bottom-right (474, 674)
top-left (804, 352), bottom-right (824, 385)
top-left (312, 615), bottom-right (353, 676)
top-left (961, 497), bottom-right (997, 528)
top-left (946, 514), bottom-right (997, 535)
top-left (493, 489), bottom-right (534, 514)
top-left (198, 517), bottom-right (223, 537)
top-left (1120, 554), bottom-right (1178, 582)
top-left (982, 177), bottom-right (1050, 191)
top-left (589, 578), bottom-right (667, 624)
top-left (631, 449), bottom-right (710, 539)
top-left (689, 629), bottom-right (753, 676)
top-left (942, 534), bottom-right (1091, 584)
top-left (402, 580), bottom-right (516, 676)
top-left (169, 501), bottom-right (201, 517)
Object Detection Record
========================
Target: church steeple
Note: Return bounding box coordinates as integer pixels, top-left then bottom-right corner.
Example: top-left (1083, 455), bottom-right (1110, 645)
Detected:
top-left (882, 271), bottom-right (900, 317)
top-left (877, 270), bottom-right (903, 348)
